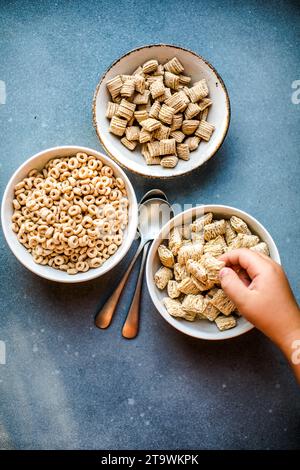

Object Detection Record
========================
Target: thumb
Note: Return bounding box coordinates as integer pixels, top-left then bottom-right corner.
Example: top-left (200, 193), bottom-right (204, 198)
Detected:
top-left (219, 267), bottom-right (251, 309)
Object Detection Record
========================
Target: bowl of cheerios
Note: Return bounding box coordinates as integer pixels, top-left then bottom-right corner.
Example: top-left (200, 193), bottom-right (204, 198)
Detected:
top-left (1, 146), bottom-right (138, 283)
top-left (146, 205), bottom-right (280, 340)
top-left (93, 44), bottom-right (230, 179)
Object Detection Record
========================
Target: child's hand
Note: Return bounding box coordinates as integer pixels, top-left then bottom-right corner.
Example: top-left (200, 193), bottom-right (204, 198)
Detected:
top-left (219, 249), bottom-right (300, 382)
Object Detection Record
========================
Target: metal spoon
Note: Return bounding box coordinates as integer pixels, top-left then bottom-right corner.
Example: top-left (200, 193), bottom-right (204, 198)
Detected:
top-left (95, 190), bottom-right (173, 330)
top-left (139, 189), bottom-right (169, 204)
top-left (122, 196), bottom-right (174, 339)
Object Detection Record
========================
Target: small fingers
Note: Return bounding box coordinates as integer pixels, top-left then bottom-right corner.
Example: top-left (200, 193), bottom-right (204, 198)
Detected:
top-left (238, 268), bottom-right (251, 287)
top-left (219, 248), bottom-right (271, 280)
top-left (219, 266), bottom-right (251, 309)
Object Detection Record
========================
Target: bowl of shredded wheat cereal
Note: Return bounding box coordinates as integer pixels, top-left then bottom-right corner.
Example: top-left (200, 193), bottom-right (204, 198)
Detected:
top-left (146, 205), bottom-right (280, 339)
top-left (93, 44), bottom-right (230, 179)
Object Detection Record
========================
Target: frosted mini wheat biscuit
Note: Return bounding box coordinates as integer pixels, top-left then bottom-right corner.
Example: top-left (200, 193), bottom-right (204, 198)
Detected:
top-left (190, 212), bottom-right (213, 232)
top-left (177, 242), bottom-right (203, 265)
top-left (164, 57), bottom-right (184, 74)
top-left (182, 120), bottom-right (200, 136)
top-left (160, 156), bottom-right (178, 168)
top-left (185, 103), bottom-right (201, 120)
top-left (106, 75), bottom-right (123, 100)
top-left (125, 126), bottom-right (140, 141)
top-left (195, 120), bottom-right (215, 141)
top-left (202, 298), bottom-right (220, 321)
top-left (187, 79), bottom-right (209, 102)
top-left (225, 220), bottom-right (236, 245)
top-left (109, 116), bottom-right (127, 137)
top-left (164, 71), bottom-right (180, 90)
top-left (215, 315), bottom-right (237, 331)
top-left (159, 138), bottom-right (176, 156)
top-left (139, 128), bottom-right (152, 144)
top-left (186, 259), bottom-right (207, 283)
top-left (203, 235), bottom-right (227, 256)
top-left (147, 141), bottom-right (161, 158)
top-left (121, 137), bottom-right (137, 151)
top-left (201, 253), bottom-right (226, 283)
top-left (167, 280), bottom-right (181, 299)
top-left (168, 228), bottom-right (183, 256)
top-left (170, 130), bottom-right (185, 144)
top-left (120, 79), bottom-right (135, 98)
top-left (250, 242), bottom-right (269, 256)
top-left (154, 266), bottom-right (173, 290)
top-left (150, 80), bottom-right (165, 99)
top-left (152, 124), bottom-right (170, 141)
top-left (133, 90), bottom-right (151, 105)
top-left (204, 219), bottom-right (226, 241)
top-left (210, 288), bottom-right (235, 316)
top-left (173, 262), bottom-right (189, 281)
top-left (106, 102), bottom-right (119, 119)
top-left (142, 59), bottom-right (159, 74)
top-left (185, 136), bottom-right (200, 151)
top-left (182, 294), bottom-right (206, 316)
top-left (149, 100), bottom-right (161, 119)
top-left (170, 113), bottom-right (183, 131)
top-left (164, 297), bottom-right (197, 322)
top-left (176, 143), bottom-right (190, 160)
top-left (177, 277), bottom-right (201, 295)
top-left (158, 245), bottom-right (175, 268)
top-left (158, 104), bottom-right (175, 125)
top-left (230, 216), bottom-right (251, 234)
top-left (116, 99), bottom-right (136, 121)
top-left (229, 233), bottom-right (260, 250)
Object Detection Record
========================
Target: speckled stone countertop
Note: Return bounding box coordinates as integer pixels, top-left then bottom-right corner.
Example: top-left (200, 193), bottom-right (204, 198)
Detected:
top-left (0, 0), bottom-right (299, 450)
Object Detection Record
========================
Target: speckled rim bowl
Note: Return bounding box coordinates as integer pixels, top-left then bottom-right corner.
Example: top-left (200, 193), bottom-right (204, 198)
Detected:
top-left (1, 146), bottom-right (138, 283)
top-left (93, 44), bottom-right (230, 179)
top-left (146, 204), bottom-right (281, 340)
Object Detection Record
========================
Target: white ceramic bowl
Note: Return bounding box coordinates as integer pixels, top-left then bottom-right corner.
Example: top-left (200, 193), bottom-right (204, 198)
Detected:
top-left (1, 146), bottom-right (138, 283)
top-left (146, 205), bottom-right (281, 340)
top-left (93, 44), bottom-right (230, 179)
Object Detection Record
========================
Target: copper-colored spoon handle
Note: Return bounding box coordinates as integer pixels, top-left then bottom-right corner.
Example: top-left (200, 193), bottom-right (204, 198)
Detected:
top-left (122, 241), bottom-right (151, 339)
top-left (95, 240), bottom-right (144, 329)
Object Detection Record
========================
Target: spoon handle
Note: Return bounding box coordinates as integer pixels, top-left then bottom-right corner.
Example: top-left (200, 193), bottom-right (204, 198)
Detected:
top-left (95, 239), bottom-right (144, 329)
top-left (122, 241), bottom-right (151, 339)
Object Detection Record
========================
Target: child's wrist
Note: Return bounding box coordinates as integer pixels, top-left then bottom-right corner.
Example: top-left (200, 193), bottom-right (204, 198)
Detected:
top-left (275, 305), bottom-right (300, 355)
top-left (279, 322), bottom-right (300, 367)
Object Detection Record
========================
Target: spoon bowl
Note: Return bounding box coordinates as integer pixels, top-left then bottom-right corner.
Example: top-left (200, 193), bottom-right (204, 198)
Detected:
top-left (138, 198), bottom-right (174, 242)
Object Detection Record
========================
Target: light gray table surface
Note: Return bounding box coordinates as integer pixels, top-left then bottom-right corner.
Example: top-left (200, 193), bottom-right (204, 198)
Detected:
top-left (0, 0), bottom-right (299, 450)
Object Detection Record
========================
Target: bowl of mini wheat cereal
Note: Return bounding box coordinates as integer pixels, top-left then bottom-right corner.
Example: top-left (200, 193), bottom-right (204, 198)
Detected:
top-left (146, 205), bottom-right (280, 340)
top-left (1, 146), bottom-right (138, 283)
top-left (93, 44), bottom-right (230, 179)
